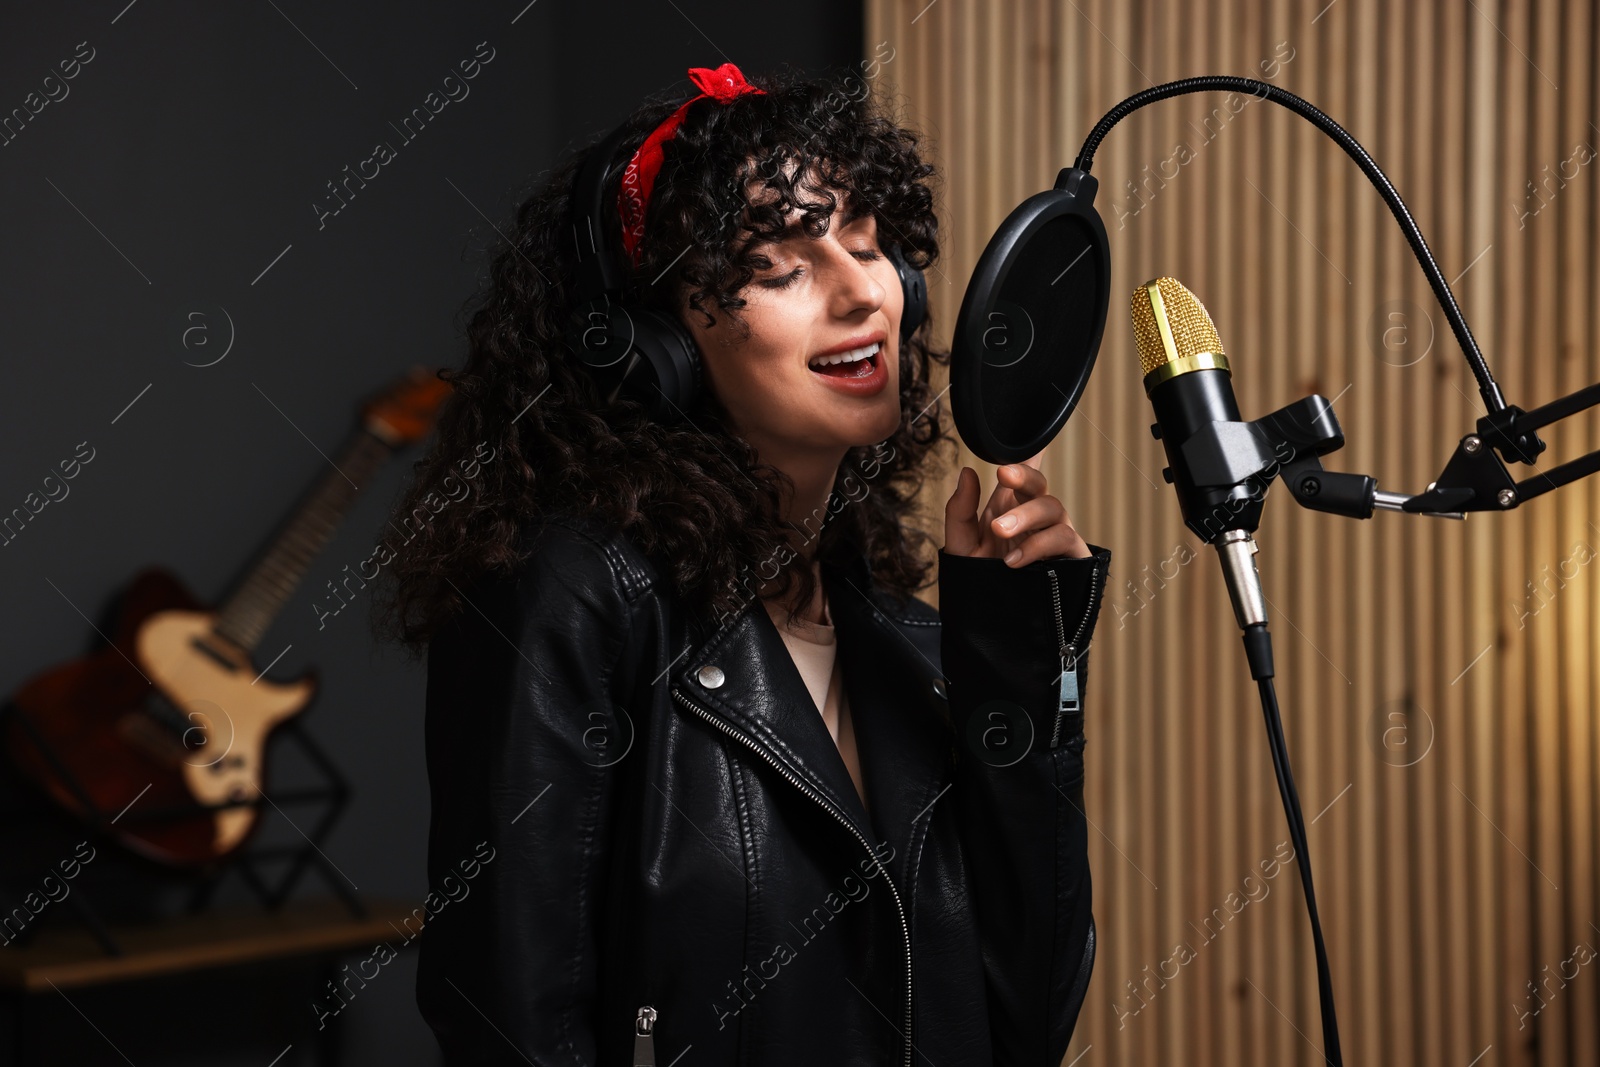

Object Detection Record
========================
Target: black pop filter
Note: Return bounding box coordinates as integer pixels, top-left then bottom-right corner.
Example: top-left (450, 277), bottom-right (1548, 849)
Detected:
top-left (949, 167), bottom-right (1111, 466)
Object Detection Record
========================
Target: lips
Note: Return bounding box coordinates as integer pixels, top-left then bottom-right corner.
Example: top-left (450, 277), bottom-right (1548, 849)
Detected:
top-left (806, 339), bottom-right (889, 396)
top-left (811, 352), bottom-right (877, 378)
top-left (808, 340), bottom-right (882, 376)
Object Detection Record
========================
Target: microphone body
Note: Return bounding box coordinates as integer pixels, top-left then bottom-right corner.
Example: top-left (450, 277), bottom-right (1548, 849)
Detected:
top-left (1147, 369), bottom-right (1260, 537)
top-left (1132, 277), bottom-right (1270, 632)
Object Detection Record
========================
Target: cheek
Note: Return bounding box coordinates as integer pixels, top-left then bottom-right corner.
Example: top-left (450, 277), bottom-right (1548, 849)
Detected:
top-left (745, 293), bottom-right (813, 352)
top-left (731, 298), bottom-right (816, 383)
top-left (692, 304), bottom-right (805, 404)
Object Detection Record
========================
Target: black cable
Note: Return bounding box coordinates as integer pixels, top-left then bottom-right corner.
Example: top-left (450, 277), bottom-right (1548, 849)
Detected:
top-left (1074, 75), bottom-right (1506, 420)
top-left (1245, 623), bottom-right (1342, 1065)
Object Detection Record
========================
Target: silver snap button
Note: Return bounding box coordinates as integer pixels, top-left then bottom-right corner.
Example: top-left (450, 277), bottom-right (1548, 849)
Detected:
top-left (697, 665), bottom-right (726, 689)
top-left (932, 677), bottom-right (947, 699)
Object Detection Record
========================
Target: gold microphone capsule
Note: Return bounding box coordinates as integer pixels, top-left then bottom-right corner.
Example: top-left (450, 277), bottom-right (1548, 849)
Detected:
top-left (1130, 276), bottom-right (1231, 394)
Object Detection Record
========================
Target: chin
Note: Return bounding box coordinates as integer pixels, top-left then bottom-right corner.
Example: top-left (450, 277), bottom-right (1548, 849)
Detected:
top-left (863, 403), bottom-right (904, 445)
top-left (823, 409), bottom-right (898, 451)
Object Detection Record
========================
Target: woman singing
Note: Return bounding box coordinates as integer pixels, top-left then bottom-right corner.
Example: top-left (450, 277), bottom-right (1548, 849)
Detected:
top-left (377, 60), bottom-right (1112, 1067)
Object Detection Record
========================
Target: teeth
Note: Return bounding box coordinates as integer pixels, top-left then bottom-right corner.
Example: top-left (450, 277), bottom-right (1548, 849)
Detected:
top-left (809, 341), bottom-right (881, 369)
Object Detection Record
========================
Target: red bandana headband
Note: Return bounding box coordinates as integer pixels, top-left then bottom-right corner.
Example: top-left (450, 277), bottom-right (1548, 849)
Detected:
top-left (616, 62), bottom-right (765, 267)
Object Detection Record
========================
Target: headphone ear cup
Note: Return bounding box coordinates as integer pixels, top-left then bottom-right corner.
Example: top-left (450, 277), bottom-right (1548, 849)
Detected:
top-left (888, 244), bottom-right (928, 344)
top-left (629, 307), bottom-right (704, 424)
top-left (564, 299), bottom-right (703, 425)
top-left (565, 297), bottom-right (636, 378)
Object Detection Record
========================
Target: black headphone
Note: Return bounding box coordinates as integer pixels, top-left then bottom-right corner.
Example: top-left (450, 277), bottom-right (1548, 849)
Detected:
top-left (563, 116), bottom-right (929, 426)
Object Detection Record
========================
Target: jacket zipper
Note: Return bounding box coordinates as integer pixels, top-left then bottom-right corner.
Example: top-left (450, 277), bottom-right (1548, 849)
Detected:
top-left (1047, 561), bottom-right (1102, 750)
top-left (670, 686), bottom-right (916, 1067)
top-left (634, 1004), bottom-right (656, 1066)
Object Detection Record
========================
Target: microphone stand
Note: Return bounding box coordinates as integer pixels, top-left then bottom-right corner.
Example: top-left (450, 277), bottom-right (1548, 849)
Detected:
top-left (1191, 376), bottom-right (1600, 522)
top-left (1279, 382), bottom-right (1600, 519)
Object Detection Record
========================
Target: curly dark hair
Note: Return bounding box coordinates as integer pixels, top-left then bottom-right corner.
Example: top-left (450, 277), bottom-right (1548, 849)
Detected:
top-left (372, 61), bottom-right (955, 656)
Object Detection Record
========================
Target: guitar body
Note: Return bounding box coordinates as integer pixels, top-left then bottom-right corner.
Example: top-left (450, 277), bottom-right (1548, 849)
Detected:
top-left (6, 567), bottom-right (317, 867)
top-left (6, 366), bottom-right (445, 868)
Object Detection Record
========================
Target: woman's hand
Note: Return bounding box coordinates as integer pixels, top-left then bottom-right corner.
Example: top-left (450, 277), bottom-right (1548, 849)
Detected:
top-left (943, 453), bottom-right (1092, 566)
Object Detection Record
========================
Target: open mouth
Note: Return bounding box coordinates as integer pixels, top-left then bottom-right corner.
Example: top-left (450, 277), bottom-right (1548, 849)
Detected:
top-left (808, 340), bottom-right (881, 379)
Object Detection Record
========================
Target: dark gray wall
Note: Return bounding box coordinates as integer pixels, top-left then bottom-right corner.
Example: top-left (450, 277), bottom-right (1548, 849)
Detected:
top-left (0, 2), bottom-right (860, 1063)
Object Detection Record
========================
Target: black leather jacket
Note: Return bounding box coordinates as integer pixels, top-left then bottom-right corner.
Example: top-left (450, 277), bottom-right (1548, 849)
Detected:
top-left (416, 510), bottom-right (1112, 1066)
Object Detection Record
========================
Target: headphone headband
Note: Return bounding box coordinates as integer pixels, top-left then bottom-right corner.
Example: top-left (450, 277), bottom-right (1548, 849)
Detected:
top-left (570, 121), bottom-right (636, 308)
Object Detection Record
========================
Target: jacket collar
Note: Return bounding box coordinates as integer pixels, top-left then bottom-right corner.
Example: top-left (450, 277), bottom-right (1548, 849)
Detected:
top-left (671, 547), bottom-right (953, 884)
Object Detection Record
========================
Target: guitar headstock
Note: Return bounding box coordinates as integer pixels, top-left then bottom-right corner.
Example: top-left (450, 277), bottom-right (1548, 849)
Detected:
top-left (363, 366), bottom-right (453, 446)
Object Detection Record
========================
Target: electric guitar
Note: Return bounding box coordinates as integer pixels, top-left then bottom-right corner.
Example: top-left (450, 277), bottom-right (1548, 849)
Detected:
top-left (5, 367), bottom-right (449, 867)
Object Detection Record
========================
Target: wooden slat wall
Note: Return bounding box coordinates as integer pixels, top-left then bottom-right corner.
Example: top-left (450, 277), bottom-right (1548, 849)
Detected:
top-left (866, 0), bottom-right (1600, 1063)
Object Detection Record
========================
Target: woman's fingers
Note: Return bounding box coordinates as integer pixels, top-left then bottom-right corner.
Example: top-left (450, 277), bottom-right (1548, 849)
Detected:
top-left (1004, 520), bottom-right (1092, 566)
top-left (986, 457), bottom-right (1048, 546)
top-left (943, 466), bottom-right (983, 555)
top-left (989, 494), bottom-right (1067, 539)
top-left (978, 455), bottom-right (1041, 528)
top-left (995, 457), bottom-right (1048, 503)
top-left (990, 457), bottom-right (1094, 564)
top-left (946, 453), bottom-right (1088, 563)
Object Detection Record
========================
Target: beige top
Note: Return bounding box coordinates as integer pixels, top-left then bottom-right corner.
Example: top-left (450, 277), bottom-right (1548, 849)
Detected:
top-left (762, 570), bottom-right (868, 814)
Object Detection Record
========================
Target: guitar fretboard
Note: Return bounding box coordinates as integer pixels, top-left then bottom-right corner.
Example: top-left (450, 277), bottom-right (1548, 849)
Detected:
top-left (212, 430), bottom-right (394, 652)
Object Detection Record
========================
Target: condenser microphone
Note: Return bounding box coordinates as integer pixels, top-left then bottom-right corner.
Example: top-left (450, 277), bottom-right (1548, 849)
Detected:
top-left (1130, 277), bottom-right (1275, 634)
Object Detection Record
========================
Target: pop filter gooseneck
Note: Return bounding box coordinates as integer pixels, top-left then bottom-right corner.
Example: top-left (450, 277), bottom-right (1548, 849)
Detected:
top-left (950, 75), bottom-right (1534, 468)
top-left (1074, 75), bottom-right (1512, 420)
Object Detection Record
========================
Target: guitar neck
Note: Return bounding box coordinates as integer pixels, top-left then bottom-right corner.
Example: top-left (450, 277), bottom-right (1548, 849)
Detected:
top-left (213, 429), bottom-right (394, 652)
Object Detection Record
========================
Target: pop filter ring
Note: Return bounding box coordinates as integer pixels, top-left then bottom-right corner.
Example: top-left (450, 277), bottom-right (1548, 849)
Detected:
top-left (952, 168), bottom-right (1111, 466)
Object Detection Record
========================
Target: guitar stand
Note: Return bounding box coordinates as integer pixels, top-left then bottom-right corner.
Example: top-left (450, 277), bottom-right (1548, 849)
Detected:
top-left (173, 718), bottom-right (366, 922)
top-left (1, 705), bottom-right (364, 958)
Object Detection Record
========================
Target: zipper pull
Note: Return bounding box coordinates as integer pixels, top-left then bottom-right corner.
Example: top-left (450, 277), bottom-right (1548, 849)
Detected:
top-left (1053, 644), bottom-right (1081, 749)
top-left (634, 1005), bottom-right (657, 1066)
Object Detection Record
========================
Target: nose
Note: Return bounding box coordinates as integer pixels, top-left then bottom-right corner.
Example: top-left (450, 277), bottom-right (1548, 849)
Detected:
top-left (825, 241), bottom-right (887, 319)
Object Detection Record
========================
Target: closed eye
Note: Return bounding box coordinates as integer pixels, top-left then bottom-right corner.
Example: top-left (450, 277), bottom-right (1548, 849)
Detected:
top-left (761, 266), bottom-right (803, 290)
top-left (760, 248), bottom-right (882, 290)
